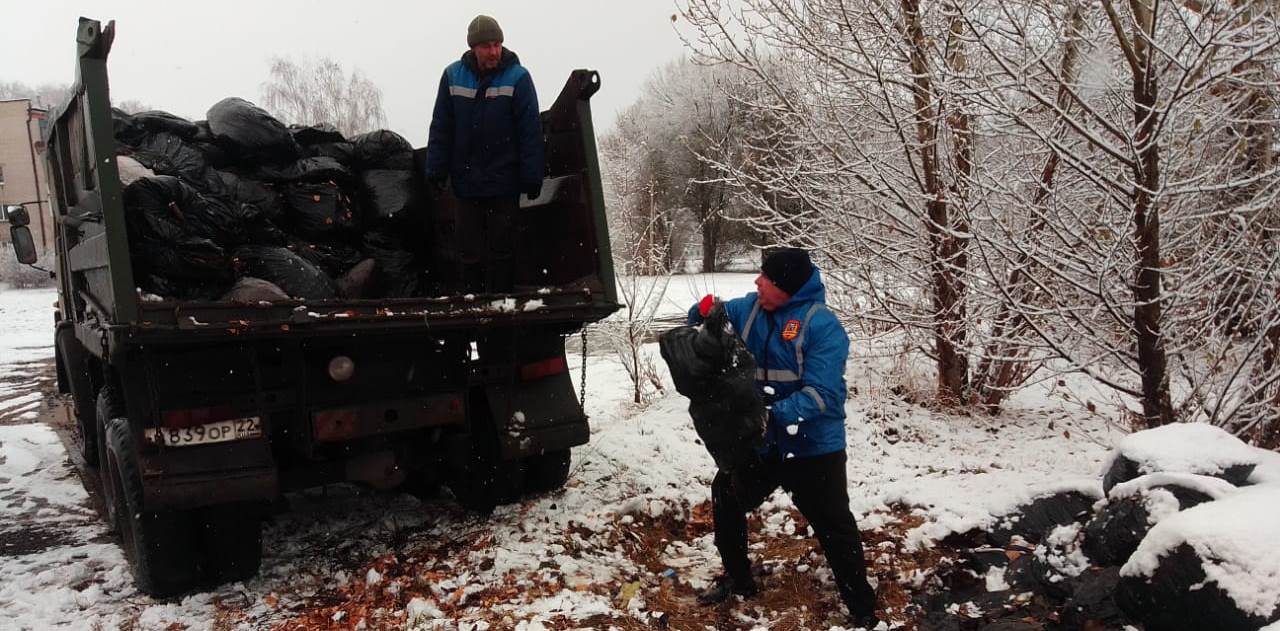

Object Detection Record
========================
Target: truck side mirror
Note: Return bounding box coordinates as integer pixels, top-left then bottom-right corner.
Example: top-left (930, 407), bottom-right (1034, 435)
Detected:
top-left (4, 205), bottom-right (29, 227)
top-left (9, 225), bottom-right (38, 265)
top-left (6, 206), bottom-right (37, 264)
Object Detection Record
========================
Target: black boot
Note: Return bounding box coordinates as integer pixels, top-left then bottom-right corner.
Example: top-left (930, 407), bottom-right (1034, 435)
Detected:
top-left (848, 611), bottom-right (881, 630)
top-left (696, 575), bottom-right (757, 605)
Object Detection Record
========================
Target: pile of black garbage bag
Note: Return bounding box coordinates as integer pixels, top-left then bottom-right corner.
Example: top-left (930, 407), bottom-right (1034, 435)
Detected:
top-left (112, 99), bottom-right (429, 301)
top-left (658, 304), bottom-right (766, 473)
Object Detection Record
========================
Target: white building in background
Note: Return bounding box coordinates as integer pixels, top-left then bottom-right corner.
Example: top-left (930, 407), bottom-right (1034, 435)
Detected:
top-left (0, 98), bottom-right (54, 254)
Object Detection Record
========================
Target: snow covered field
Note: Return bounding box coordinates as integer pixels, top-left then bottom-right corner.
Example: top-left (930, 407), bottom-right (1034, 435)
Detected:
top-left (0, 282), bottom-right (1230, 630)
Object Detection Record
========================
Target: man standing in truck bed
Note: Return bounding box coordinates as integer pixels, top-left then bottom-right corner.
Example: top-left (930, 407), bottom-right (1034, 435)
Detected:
top-left (425, 14), bottom-right (546, 294)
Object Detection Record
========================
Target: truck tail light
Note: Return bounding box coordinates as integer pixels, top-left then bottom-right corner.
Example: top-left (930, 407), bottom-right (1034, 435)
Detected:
top-left (520, 356), bottom-right (568, 381)
top-left (160, 404), bottom-right (240, 429)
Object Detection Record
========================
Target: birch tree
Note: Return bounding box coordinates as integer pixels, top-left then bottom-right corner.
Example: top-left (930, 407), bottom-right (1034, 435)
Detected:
top-left (260, 56), bottom-right (386, 137)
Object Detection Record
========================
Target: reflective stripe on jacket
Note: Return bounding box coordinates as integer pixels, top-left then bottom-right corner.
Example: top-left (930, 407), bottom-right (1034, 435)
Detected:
top-left (425, 48), bottom-right (545, 199)
top-left (687, 269), bottom-right (849, 458)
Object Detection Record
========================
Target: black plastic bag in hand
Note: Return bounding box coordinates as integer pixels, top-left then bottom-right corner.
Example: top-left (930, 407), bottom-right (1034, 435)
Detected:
top-left (659, 304), bottom-right (767, 472)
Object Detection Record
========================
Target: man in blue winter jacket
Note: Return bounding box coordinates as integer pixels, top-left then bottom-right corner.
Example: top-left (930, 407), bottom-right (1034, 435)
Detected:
top-left (425, 15), bottom-right (545, 293)
top-left (688, 248), bottom-right (880, 628)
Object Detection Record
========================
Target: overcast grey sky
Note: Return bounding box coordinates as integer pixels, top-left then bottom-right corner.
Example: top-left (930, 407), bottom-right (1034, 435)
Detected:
top-left (1, 1), bottom-right (692, 145)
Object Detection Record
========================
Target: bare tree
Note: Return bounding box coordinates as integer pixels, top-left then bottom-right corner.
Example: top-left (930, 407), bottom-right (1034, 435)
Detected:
top-left (0, 81), bottom-right (71, 109)
top-left (260, 56), bottom-right (386, 136)
top-left (678, 0), bottom-right (981, 404)
top-left (960, 0), bottom-right (1280, 428)
top-left (112, 99), bottom-right (153, 114)
top-left (675, 0), bottom-right (1280, 439)
top-left (599, 127), bottom-right (676, 404)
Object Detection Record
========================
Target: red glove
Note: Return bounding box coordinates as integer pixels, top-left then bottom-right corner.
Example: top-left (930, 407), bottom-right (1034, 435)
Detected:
top-left (698, 294), bottom-right (716, 318)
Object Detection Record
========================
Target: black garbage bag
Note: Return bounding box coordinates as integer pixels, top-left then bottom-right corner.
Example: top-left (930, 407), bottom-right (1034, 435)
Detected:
top-left (1082, 477), bottom-right (1217, 566)
top-left (123, 187), bottom-right (233, 297)
top-left (309, 140), bottom-right (357, 165)
top-left (336, 258), bottom-right (377, 299)
top-left (125, 132), bottom-right (209, 185)
top-left (112, 108), bottom-right (145, 146)
top-left (204, 171), bottom-right (284, 222)
top-left (139, 236), bottom-right (231, 284)
top-left (359, 169), bottom-right (416, 225)
top-left (141, 272), bottom-right (232, 302)
top-left (658, 304), bottom-right (766, 472)
top-left (189, 121), bottom-right (232, 169)
top-left (232, 245), bottom-right (336, 300)
top-left (256, 156), bottom-right (353, 184)
top-left (220, 277), bottom-right (290, 303)
top-left (361, 230), bottom-right (424, 298)
top-left (286, 237), bottom-right (363, 278)
top-left (283, 181), bottom-right (359, 237)
top-left (1061, 567), bottom-right (1129, 629)
top-left (987, 490), bottom-right (1095, 546)
top-left (1117, 543), bottom-right (1275, 631)
top-left (131, 110), bottom-right (200, 139)
top-left (124, 175), bottom-right (198, 238)
top-left (113, 108), bottom-right (200, 145)
top-left (125, 175), bottom-right (265, 247)
top-left (289, 123), bottom-right (346, 147)
top-left (351, 130), bottom-right (414, 170)
top-left (206, 97), bottom-right (299, 163)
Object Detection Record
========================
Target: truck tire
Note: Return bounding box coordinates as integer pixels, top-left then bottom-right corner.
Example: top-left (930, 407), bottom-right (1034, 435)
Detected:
top-left (197, 502), bottom-right (263, 585)
top-left (95, 387), bottom-right (124, 530)
top-left (450, 449), bottom-right (525, 514)
top-left (104, 417), bottom-right (202, 597)
top-left (57, 327), bottom-right (97, 466)
top-left (524, 449), bottom-right (572, 494)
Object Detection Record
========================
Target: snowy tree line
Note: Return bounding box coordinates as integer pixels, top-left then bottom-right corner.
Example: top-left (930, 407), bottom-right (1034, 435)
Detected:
top-left (600, 0), bottom-right (1280, 444)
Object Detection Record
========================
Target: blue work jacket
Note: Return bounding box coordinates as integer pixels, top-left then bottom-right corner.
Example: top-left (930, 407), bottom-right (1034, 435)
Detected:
top-left (425, 48), bottom-right (545, 199)
top-left (688, 270), bottom-right (849, 458)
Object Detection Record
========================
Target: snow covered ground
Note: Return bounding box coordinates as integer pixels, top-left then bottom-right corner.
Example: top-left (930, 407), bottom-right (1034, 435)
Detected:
top-left (0, 282), bottom-right (1139, 630)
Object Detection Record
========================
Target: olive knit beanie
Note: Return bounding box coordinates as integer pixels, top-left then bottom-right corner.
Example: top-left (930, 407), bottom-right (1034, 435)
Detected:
top-left (467, 15), bottom-right (504, 47)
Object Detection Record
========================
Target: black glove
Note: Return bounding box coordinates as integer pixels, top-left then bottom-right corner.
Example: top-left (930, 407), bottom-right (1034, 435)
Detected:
top-left (523, 182), bottom-right (543, 200)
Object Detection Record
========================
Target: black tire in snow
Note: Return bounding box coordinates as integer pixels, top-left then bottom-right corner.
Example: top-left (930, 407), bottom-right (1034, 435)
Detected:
top-left (524, 449), bottom-right (572, 494)
top-left (95, 386), bottom-right (124, 530)
top-left (196, 502), bottom-right (263, 585)
top-left (104, 416), bottom-right (202, 597)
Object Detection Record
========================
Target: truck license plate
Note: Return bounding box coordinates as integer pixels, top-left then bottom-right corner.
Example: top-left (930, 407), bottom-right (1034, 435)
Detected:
top-left (146, 417), bottom-right (263, 447)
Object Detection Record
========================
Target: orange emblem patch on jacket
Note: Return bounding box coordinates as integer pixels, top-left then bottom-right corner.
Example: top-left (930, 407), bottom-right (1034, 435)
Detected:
top-left (782, 319), bottom-right (801, 341)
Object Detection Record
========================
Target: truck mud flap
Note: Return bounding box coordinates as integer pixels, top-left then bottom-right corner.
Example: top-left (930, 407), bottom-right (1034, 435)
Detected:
top-left (140, 438), bottom-right (277, 511)
top-left (483, 371), bottom-right (588, 460)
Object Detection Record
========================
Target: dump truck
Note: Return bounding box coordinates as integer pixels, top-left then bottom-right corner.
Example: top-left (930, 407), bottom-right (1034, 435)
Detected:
top-left (4, 17), bottom-right (618, 596)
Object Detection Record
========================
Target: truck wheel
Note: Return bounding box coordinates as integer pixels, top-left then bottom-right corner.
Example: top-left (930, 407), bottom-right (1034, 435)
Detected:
top-left (95, 387), bottom-right (124, 529)
top-left (104, 417), bottom-right (202, 597)
top-left (450, 455), bottom-right (525, 514)
top-left (58, 327), bottom-right (97, 466)
top-left (197, 502), bottom-right (263, 585)
top-left (524, 449), bottom-right (572, 494)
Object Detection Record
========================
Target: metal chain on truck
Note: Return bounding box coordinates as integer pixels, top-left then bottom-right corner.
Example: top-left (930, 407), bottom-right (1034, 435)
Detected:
top-left (578, 327), bottom-right (588, 411)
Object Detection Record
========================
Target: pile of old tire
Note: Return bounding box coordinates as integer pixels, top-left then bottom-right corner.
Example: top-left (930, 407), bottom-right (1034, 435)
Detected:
top-left (913, 423), bottom-right (1280, 631)
top-left (112, 102), bottom-right (428, 301)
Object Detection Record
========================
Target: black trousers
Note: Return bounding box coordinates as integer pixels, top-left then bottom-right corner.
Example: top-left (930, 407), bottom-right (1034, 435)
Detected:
top-left (712, 450), bottom-right (877, 617)
top-left (456, 196), bottom-right (518, 294)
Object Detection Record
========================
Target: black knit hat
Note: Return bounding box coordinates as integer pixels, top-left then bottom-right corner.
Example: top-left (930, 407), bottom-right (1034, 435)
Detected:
top-left (467, 15), bottom-right (504, 47)
top-left (762, 248), bottom-right (814, 297)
